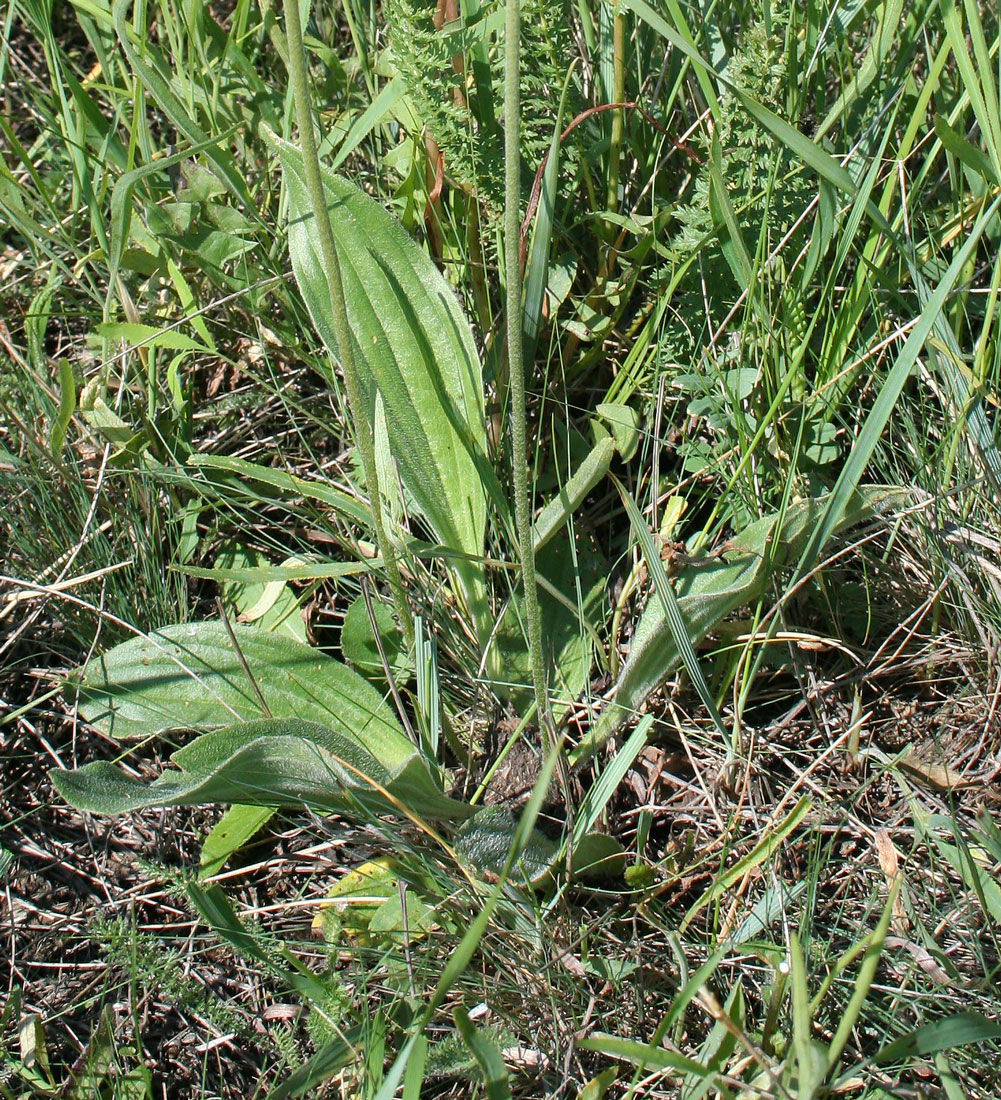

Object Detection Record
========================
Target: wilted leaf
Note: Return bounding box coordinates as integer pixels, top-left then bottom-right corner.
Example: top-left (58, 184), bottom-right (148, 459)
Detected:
top-left (312, 857), bottom-right (437, 946)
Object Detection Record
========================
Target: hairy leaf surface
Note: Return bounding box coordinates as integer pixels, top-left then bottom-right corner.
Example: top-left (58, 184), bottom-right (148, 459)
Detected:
top-left (52, 717), bottom-right (472, 820)
top-left (72, 621), bottom-right (413, 772)
top-left (267, 130), bottom-right (504, 653)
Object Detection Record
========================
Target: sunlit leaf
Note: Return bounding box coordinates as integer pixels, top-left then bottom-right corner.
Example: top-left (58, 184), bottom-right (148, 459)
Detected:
top-left (266, 129), bottom-right (504, 655)
top-left (52, 717), bottom-right (472, 821)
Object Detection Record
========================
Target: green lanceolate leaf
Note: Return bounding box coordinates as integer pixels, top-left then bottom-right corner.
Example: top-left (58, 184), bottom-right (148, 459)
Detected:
top-left (619, 480), bottom-right (728, 743)
top-left (452, 1007), bottom-right (510, 1100)
top-left (265, 129), bottom-right (505, 657)
top-left (199, 804), bottom-right (276, 878)
top-left (573, 488), bottom-right (903, 760)
top-left (51, 717), bottom-right (473, 821)
top-left (530, 435), bottom-right (616, 553)
top-left (875, 1012), bottom-right (1001, 1065)
top-left (69, 621), bottom-right (414, 773)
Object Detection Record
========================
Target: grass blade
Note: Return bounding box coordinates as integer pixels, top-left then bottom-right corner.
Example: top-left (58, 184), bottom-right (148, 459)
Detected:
top-left (617, 479), bottom-right (728, 740)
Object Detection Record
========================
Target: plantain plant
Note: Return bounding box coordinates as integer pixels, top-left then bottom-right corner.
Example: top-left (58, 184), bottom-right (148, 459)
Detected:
top-left (50, 0), bottom-right (925, 856)
top-left (51, 0), bottom-right (614, 883)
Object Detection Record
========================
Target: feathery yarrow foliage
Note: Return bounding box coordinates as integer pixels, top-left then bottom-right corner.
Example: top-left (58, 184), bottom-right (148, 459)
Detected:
top-left (386, 0), bottom-right (580, 210)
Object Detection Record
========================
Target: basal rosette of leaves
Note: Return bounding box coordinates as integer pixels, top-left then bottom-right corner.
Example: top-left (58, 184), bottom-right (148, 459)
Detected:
top-left (50, 622), bottom-right (467, 817)
top-left (50, 622), bottom-right (623, 885)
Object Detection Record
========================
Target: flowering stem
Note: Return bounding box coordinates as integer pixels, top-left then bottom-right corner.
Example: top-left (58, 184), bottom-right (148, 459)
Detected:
top-left (281, 0), bottom-right (413, 652)
top-left (504, 0), bottom-right (563, 779)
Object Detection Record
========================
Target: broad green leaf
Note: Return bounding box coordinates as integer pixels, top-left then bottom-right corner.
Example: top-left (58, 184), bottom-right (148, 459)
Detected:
top-left (93, 322), bottom-right (212, 354)
top-left (925, 833), bottom-right (1001, 925)
top-left (50, 358), bottom-right (75, 458)
top-left (330, 76), bottom-right (408, 171)
top-left (186, 882), bottom-right (332, 1003)
top-left (875, 1012), bottom-right (1001, 1064)
top-left (266, 1039), bottom-right (359, 1100)
top-left (574, 1034), bottom-right (709, 1078)
top-left (51, 717), bottom-right (472, 820)
top-left (70, 621), bottom-right (413, 772)
top-left (572, 539), bottom-right (762, 763)
top-left (18, 1013), bottom-right (49, 1079)
top-left (266, 129), bottom-right (504, 655)
top-left (453, 1007), bottom-right (510, 1100)
top-left (619, 481), bottom-right (728, 743)
top-left (569, 833), bottom-right (627, 881)
top-left (934, 113), bottom-right (999, 186)
top-left (941, 0), bottom-right (1001, 181)
top-left (573, 489), bottom-right (901, 760)
top-left (571, 717), bottom-right (650, 853)
top-left (594, 403), bottom-right (640, 462)
top-left (183, 561), bottom-right (372, 584)
top-left (790, 934), bottom-right (826, 1097)
top-left (78, 380), bottom-right (139, 448)
top-left (454, 805), bottom-right (558, 884)
top-left (189, 451), bottom-right (376, 528)
top-left (523, 70), bottom-right (574, 362)
top-left (578, 1068), bottom-right (619, 1100)
top-left (199, 804), bottom-right (275, 879)
top-left (215, 543), bottom-right (307, 643)
top-left (707, 133), bottom-right (753, 293)
top-left (530, 435), bottom-right (616, 553)
top-left (342, 594), bottom-right (412, 684)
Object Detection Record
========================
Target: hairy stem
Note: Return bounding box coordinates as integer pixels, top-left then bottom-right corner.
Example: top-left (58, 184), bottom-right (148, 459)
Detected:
top-left (605, 4), bottom-right (626, 232)
top-left (282, 0), bottom-right (414, 652)
top-left (504, 0), bottom-right (567, 794)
